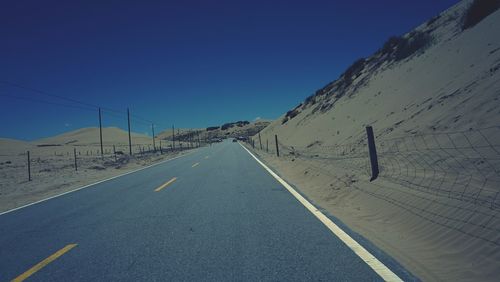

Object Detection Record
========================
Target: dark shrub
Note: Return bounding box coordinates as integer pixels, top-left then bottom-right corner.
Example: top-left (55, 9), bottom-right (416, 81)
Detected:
top-left (206, 126), bottom-right (219, 131)
top-left (426, 15), bottom-right (440, 27)
top-left (221, 123), bottom-right (234, 130)
top-left (394, 31), bottom-right (432, 61)
top-left (379, 32), bottom-right (432, 62)
top-left (235, 120), bottom-right (250, 127)
top-left (286, 109), bottom-right (299, 119)
top-left (305, 94), bottom-right (316, 105)
top-left (342, 58), bottom-right (366, 83)
top-left (380, 36), bottom-right (404, 56)
top-left (463, 0), bottom-right (500, 30)
top-left (285, 103), bottom-right (302, 121)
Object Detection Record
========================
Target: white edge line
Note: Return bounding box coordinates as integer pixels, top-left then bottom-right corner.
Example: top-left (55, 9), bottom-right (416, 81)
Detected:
top-left (239, 143), bottom-right (403, 282)
top-left (0, 150), bottom-right (197, 216)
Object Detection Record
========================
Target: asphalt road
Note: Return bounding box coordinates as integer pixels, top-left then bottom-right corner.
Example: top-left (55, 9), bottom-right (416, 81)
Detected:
top-left (0, 140), bottom-right (412, 281)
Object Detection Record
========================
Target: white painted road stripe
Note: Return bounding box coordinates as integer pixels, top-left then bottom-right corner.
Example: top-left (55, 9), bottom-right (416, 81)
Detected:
top-left (239, 143), bottom-right (403, 282)
top-left (0, 150), bottom-right (197, 216)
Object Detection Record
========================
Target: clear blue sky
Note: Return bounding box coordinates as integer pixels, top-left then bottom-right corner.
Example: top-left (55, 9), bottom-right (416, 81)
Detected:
top-left (0, 0), bottom-right (459, 140)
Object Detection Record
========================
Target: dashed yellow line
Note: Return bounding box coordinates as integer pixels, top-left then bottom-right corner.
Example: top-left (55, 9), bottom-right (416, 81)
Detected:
top-left (154, 177), bottom-right (177, 192)
top-left (192, 162), bottom-right (200, 168)
top-left (12, 244), bottom-right (77, 282)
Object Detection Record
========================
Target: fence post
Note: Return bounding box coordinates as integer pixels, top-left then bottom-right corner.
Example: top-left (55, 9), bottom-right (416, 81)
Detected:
top-left (113, 145), bottom-right (117, 162)
top-left (259, 133), bottom-right (262, 150)
top-left (266, 139), bottom-right (269, 152)
top-left (275, 135), bottom-right (280, 157)
top-left (127, 108), bottom-right (132, 155)
top-left (27, 150), bottom-right (31, 181)
top-left (252, 139), bottom-right (255, 149)
top-left (366, 126), bottom-right (379, 181)
top-left (74, 148), bottom-right (78, 171)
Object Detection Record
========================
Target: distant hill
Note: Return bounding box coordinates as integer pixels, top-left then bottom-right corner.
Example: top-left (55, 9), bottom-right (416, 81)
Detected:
top-left (157, 120), bottom-right (271, 142)
top-left (34, 127), bottom-right (152, 146)
top-left (201, 120), bottom-right (271, 140)
top-left (0, 138), bottom-right (33, 155)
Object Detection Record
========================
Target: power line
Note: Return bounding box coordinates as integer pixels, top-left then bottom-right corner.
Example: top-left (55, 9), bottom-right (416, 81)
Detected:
top-left (0, 93), bottom-right (97, 112)
top-left (0, 80), bottom-right (160, 127)
top-left (0, 80), bottom-right (100, 110)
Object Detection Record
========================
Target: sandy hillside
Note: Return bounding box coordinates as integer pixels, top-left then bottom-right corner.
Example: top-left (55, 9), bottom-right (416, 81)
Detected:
top-left (156, 127), bottom-right (201, 140)
top-left (202, 120), bottom-right (271, 140)
top-left (0, 138), bottom-right (33, 155)
top-left (250, 0), bottom-right (500, 281)
top-left (157, 120), bottom-right (271, 143)
top-left (36, 127), bottom-right (152, 146)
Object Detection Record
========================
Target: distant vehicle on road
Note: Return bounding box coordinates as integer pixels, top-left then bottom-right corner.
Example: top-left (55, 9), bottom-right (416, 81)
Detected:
top-left (232, 138), bottom-right (237, 142)
top-left (236, 136), bottom-right (248, 142)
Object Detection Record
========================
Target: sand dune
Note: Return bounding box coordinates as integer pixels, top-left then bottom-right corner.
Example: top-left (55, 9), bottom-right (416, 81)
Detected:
top-left (35, 127), bottom-right (152, 146)
top-left (250, 0), bottom-right (500, 280)
top-left (0, 138), bottom-right (33, 155)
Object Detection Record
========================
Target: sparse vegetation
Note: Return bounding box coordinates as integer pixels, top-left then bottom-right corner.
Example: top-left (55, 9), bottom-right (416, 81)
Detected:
top-left (304, 94), bottom-right (316, 105)
top-left (342, 58), bottom-right (366, 83)
top-left (379, 31), bottom-right (433, 62)
top-left (462, 0), bottom-right (500, 30)
top-left (426, 15), bottom-right (441, 27)
top-left (221, 121), bottom-right (249, 130)
top-left (206, 126), bottom-right (219, 131)
top-left (221, 123), bottom-right (234, 130)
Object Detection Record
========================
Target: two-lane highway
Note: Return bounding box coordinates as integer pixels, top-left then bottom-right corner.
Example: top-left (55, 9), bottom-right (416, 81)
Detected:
top-left (1, 140), bottom-right (412, 281)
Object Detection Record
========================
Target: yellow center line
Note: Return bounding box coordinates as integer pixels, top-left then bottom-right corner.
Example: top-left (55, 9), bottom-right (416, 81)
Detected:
top-left (12, 244), bottom-right (77, 282)
top-left (154, 177), bottom-right (177, 192)
top-left (192, 162), bottom-right (200, 168)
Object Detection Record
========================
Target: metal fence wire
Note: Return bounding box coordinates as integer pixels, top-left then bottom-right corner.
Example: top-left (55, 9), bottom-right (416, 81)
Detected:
top-left (253, 126), bottom-right (500, 211)
top-left (250, 126), bottom-right (500, 246)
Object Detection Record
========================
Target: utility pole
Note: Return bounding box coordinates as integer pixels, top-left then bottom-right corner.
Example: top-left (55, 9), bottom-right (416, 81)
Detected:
top-left (172, 125), bottom-right (175, 150)
top-left (127, 108), bottom-right (132, 155)
top-left (27, 151), bottom-right (31, 181)
top-left (99, 107), bottom-right (104, 159)
top-left (152, 123), bottom-right (156, 151)
top-left (74, 148), bottom-right (78, 171)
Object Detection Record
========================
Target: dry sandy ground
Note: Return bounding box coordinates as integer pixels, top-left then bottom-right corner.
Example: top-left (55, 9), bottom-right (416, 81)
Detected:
top-left (0, 127), bottom-right (197, 213)
top-left (246, 143), bottom-right (500, 281)
top-left (0, 146), bottom-right (194, 213)
top-left (249, 1), bottom-right (500, 280)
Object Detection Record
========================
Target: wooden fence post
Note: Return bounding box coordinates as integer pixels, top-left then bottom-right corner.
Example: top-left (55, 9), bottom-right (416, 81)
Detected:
top-left (27, 151), bottom-right (31, 181)
top-left (74, 148), bottom-right (78, 171)
top-left (275, 135), bottom-right (280, 157)
top-left (366, 126), bottom-right (379, 181)
top-left (259, 133), bottom-right (262, 150)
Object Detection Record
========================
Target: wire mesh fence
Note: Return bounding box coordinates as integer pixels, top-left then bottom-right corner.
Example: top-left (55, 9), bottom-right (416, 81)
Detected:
top-left (250, 126), bottom-right (500, 211)
top-left (247, 126), bottom-right (500, 246)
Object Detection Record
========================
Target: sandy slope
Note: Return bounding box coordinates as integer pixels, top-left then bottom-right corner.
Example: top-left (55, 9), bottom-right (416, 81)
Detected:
top-left (251, 0), bottom-right (500, 280)
top-left (36, 127), bottom-right (153, 146)
top-left (0, 138), bottom-right (33, 155)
